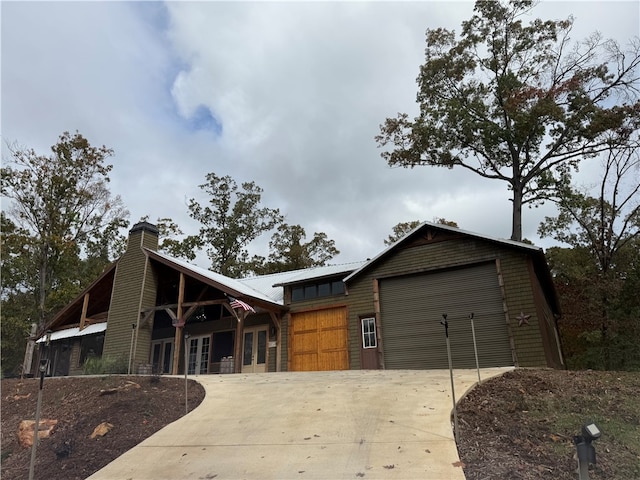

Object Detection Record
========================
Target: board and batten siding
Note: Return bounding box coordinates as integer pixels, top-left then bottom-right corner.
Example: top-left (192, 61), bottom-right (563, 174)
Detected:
top-left (345, 234), bottom-right (551, 369)
top-left (103, 226), bottom-right (159, 370)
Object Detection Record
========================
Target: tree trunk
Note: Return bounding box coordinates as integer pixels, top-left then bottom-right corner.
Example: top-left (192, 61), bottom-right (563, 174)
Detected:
top-left (511, 184), bottom-right (523, 242)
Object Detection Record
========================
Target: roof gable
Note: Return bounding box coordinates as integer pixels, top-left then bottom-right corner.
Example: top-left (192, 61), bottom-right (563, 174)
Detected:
top-left (344, 221), bottom-right (543, 282)
top-left (144, 249), bottom-right (283, 310)
top-left (343, 221), bottom-right (560, 314)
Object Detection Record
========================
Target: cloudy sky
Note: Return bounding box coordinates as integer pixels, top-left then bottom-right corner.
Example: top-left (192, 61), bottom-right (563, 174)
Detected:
top-left (2, 1), bottom-right (639, 268)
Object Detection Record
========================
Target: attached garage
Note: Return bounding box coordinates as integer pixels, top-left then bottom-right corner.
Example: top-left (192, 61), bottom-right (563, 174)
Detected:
top-left (379, 262), bottom-right (514, 369)
top-left (289, 307), bottom-right (349, 371)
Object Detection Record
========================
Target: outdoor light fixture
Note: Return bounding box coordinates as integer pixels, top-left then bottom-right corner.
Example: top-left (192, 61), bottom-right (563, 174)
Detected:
top-left (582, 423), bottom-right (601, 442)
top-left (574, 422), bottom-right (601, 480)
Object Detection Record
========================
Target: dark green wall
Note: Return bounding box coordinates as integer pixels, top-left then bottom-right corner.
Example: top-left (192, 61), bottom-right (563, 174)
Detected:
top-left (344, 235), bottom-right (553, 369)
top-left (103, 225), bottom-right (159, 371)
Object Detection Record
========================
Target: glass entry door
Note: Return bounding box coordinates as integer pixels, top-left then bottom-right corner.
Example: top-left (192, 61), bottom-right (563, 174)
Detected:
top-left (187, 335), bottom-right (210, 374)
top-left (151, 340), bottom-right (174, 374)
top-left (242, 326), bottom-right (268, 373)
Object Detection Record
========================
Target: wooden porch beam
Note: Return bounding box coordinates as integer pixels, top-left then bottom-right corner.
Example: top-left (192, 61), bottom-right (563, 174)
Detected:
top-left (269, 312), bottom-right (282, 372)
top-left (171, 273), bottom-right (186, 375)
top-left (233, 311), bottom-right (244, 373)
top-left (80, 293), bottom-right (90, 330)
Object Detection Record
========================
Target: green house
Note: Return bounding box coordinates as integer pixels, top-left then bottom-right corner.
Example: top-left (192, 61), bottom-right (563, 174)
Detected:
top-left (30, 221), bottom-right (563, 376)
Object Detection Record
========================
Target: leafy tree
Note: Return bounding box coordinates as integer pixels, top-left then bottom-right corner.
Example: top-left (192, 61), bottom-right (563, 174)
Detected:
top-left (384, 221), bottom-right (422, 246)
top-left (183, 173), bottom-right (283, 277)
top-left (138, 216), bottom-right (200, 261)
top-left (539, 141), bottom-right (640, 369)
top-left (1, 131), bottom-right (129, 325)
top-left (384, 217), bottom-right (458, 245)
top-left (251, 223), bottom-right (340, 274)
top-left (376, 0), bottom-right (640, 241)
top-left (1, 132), bottom-right (128, 375)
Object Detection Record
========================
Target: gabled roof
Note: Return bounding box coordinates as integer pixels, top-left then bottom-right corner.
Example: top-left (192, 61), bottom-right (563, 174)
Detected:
top-left (144, 249), bottom-right (283, 310)
top-left (345, 221), bottom-right (543, 282)
top-left (343, 221), bottom-right (560, 314)
top-left (45, 261), bottom-right (118, 333)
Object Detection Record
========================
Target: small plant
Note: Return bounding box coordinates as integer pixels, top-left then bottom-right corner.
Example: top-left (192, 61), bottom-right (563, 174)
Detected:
top-left (82, 355), bottom-right (128, 375)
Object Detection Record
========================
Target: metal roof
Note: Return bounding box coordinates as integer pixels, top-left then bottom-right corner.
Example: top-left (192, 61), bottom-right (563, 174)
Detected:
top-left (146, 250), bottom-right (280, 306)
top-left (344, 221), bottom-right (544, 283)
top-left (37, 322), bottom-right (107, 343)
top-left (239, 262), bottom-right (366, 304)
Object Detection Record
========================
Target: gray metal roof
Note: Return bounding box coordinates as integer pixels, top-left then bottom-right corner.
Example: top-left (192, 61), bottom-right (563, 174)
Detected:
top-left (146, 250), bottom-right (279, 306)
top-left (239, 262), bottom-right (366, 304)
top-left (344, 221), bottom-right (543, 283)
top-left (147, 249), bottom-right (365, 306)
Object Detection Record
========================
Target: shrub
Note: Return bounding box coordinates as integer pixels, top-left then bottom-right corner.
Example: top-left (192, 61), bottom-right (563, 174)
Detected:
top-left (82, 355), bottom-right (128, 375)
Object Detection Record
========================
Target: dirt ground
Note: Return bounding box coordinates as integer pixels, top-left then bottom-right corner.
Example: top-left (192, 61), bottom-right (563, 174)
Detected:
top-left (456, 369), bottom-right (640, 480)
top-left (1, 375), bottom-right (205, 480)
top-left (2, 369), bottom-right (639, 480)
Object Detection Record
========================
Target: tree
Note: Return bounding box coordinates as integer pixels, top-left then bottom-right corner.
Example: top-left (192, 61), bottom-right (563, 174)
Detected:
top-left (1, 131), bottom-right (129, 326)
top-left (384, 221), bottom-right (422, 245)
top-left (376, 0), bottom-right (640, 241)
top-left (251, 223), bottom-right (340, 274)
top-left (384, 217), bottom-right (459, 245)
top-left (184, 173), bottom-right (283, 277)
top-left (1, 132), bottom-right (128, 375)
top-left (138, 216), bottom-right (200, 261)
top-left (539, 141), bottom-right (640, 369)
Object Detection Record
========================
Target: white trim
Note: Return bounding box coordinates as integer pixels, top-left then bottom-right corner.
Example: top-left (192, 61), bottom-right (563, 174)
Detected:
top-left (36, 322), bottom-right (107, 343)
top-left (361, 317), bottom-right (377, 349)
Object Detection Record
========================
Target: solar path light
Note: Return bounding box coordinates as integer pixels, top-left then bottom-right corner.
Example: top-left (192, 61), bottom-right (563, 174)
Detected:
top-left (574, 422), bottom-right (601, 480)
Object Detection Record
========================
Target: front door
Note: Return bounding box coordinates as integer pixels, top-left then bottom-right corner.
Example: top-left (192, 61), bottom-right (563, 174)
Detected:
top-left (187, 335), bottom-right (210, 374)
top-left (151, 340), bottom-right (174, 374)
top-left (242, 326), bottom-right (268, 373)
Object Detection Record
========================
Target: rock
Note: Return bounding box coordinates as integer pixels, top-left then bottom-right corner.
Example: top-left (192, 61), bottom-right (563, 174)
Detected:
top-left (90, 421), bottom-right (114, 439)
top-left (17, 419), bottom-right (58, 448)
top-left (99, 381), bottom-right (140, 396)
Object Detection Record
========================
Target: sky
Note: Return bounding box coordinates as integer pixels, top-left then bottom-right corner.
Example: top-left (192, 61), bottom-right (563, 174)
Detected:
top-left (2, 1), bottom-right (639, 269)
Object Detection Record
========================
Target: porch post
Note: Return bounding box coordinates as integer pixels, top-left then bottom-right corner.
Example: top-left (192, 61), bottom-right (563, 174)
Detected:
top-left (233, 312), bottom-right (244, 373)
top-left (171, 273), bottom-right (186, 375)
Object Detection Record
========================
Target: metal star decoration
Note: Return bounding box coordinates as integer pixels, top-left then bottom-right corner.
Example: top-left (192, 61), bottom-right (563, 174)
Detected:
top-left (516, 312), bottom-right (531, 327)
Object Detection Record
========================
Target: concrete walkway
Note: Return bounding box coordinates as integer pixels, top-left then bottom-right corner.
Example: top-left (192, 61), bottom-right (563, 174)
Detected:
top-left (87, 368), bottom-right (512, 480)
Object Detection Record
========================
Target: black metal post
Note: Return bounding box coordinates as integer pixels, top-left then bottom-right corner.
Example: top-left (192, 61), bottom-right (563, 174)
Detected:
top-left (441, 314), bottom-right (458, 440)
top-left (28, 331), bottom-right (51, 480)
top-left (184, 331), bottom-right (191, 415)
top-left (469, 313), bottom-right (481, 384)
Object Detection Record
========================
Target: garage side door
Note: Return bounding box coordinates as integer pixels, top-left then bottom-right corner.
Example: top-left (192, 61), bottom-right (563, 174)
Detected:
top-left (379, 263), bottom-right (513, 369)
top-left (290, 307), bottom-right (349, 371)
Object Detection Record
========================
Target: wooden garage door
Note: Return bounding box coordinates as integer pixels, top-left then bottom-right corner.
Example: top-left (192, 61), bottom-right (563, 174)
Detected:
top-left (290, 307), bottom-right (349, 371)
top-left (379, 262), bottom-right (514, 369)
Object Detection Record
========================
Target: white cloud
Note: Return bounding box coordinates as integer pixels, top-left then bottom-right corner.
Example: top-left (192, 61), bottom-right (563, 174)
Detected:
top-left (2, 1), bottom-right (638, 267)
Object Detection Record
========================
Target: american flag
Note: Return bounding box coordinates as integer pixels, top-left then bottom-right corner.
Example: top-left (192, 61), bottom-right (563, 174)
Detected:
top-left (228, 297), bottom-right (255, 313)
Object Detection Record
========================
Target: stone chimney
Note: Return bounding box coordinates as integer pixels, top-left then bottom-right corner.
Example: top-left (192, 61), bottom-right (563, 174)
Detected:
top-left (102, 222), bottom-right (159, 371)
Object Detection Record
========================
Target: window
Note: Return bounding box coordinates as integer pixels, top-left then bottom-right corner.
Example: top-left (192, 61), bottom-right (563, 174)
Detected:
top-left (291, 280), bottom-right (346, 302)
top-left (361, 318), bottom-right (377, 348)
top-left (80, 334), bottom-right (104, 365)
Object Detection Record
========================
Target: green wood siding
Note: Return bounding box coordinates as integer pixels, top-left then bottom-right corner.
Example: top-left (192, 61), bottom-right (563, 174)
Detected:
top-left (103, 228), bottom-right (159, 371)
top-left (346, 234), bottom-right (552, 369)
top-left (379, 262), bottom-right (513, 369)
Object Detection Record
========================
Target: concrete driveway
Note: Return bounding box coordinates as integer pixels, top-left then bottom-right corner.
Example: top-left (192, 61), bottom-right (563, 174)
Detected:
top-left (87, 368), bottom-right (511, 480)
